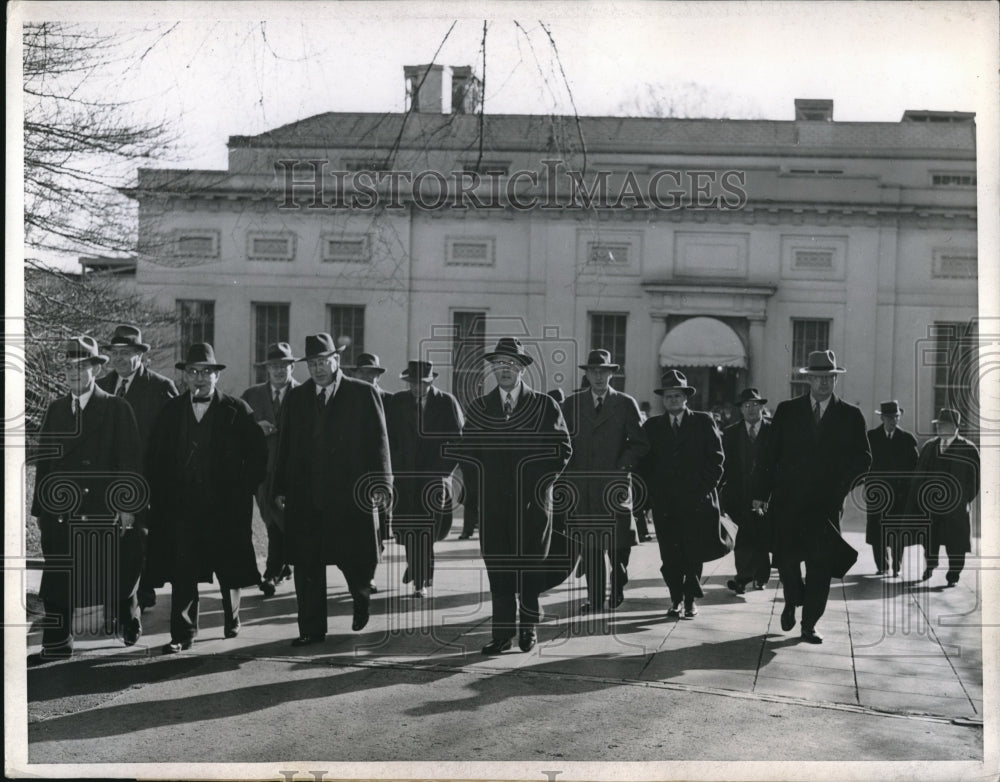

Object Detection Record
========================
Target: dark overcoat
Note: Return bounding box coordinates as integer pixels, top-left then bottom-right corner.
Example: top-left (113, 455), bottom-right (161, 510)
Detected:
top-left (753, 393), bottom-right (871, 547)
top-left (97, 365), bottom-right (178, 454)
top-left (559, 387), bottom-right (649, 550)
top-left (864, 425), bottom-right (919, 545)
top-left (905, 435), bottom-right (980, 552)
top-left (459, 384), bottom-right (572, 572)
top-left (32, 387), bottom-right (142, 604)
top-left (272, 373), bottom-right (391, 569)
top-left (240, 378), bottom-right (300, 529)
top-left (388, 385), bottom-right (464, 538)
top-left (145, 390), bottom-right (267, 588)
top-left (720, 418), bottom-right (772, 547)
top-left (640, 409), bottom-right (724, 560)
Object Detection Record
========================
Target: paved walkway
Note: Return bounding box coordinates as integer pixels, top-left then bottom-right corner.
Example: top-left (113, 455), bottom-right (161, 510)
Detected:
top-left (18, 490), bottom-right (987, 769)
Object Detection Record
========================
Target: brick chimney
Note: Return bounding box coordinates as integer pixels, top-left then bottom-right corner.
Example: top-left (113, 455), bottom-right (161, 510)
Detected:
top-left (404, 65), bottom-right (480, 114)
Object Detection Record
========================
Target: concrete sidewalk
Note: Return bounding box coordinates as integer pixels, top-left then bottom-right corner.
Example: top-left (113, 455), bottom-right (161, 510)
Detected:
top-left (20, 492), bottom-right (986, 767)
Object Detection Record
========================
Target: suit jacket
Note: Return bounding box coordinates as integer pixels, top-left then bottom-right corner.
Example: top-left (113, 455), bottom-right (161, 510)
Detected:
top-left (388, 385), bottom-right (464, 524)
top-left (559, 387), bottom-right (649, 547)
top-left (241, 379), bottom-right (300, 520)
top-left (905, 435), bottom-right (980, 552)
top-left (753, 393), bottom-right (871, 543)
top-left (273, 372), bottom-right (391, 569)
top-left (640, 409), bottom-right (724, 556)
top-left (145, 390), bottom-right (267, 587)
top-left (720, 418), bottom-right (771, 524)
top-left (31, 387), bottom-right (142, 602)
top-left (864, 425), bottom-right (919, 542)
top-left (97, 365), bottom-right (178, 455)
top-left (459, 383), bottom-right (572, 569)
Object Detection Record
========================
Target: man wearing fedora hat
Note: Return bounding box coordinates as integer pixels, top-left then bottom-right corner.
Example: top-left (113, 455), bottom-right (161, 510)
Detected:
top-left (753, 349), bottom-right (870, 644)
top-left (906, 409), bottom-right (980, 586)
top-left (721, 388), bottom-right (773, 595)
top-left (639, 369), bottom-right (724, 620)
top-left (459, 337), bottom-right (572, 654)
top-left (864, 401), bottom-right (919, 577)
top-left (97, 324), bottom-right (178, 612)
top-left (145, 343), bottom-right (267, 653)
top-left (347, 352), bottom-right (394, 557)
top-left (29, 336), bottom-right (143, 665)
top-left (559, 349), bottom-right (648, 612)
top-left (388, 360), bottom-right (464, 597)
top-left (273, 333), bottom-right (391, 645)
top-left (241, 342), bottom-right (301, 596)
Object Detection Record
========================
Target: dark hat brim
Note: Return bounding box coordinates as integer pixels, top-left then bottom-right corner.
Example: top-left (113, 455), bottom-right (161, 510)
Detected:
top-left (654, 385), bottom-right (697, 397)
top-left (255, 357), bottom-right (298, 366)
top-left (353, 366), bottom-right (386, 374)
top-left (738, 397), bottom-right (768, 405)
top-left (102, 341), bottom-right (150, 353)
top-left (400, 370), bottom-right (438, 381)
top-left (296, 346), bottom-right (346, 362)
top-left (798, 366), bottom-right (846, 375)
top-left (484, 351), bottom-right (534, 366)
top-left (67, 355), bottom-right (109, 365)
top-left (579, 363), bottom-right (620, 371)
top-left (876, 408), bottom-right (903, 415)
top-left (175, 361), bottom-right (226, 371)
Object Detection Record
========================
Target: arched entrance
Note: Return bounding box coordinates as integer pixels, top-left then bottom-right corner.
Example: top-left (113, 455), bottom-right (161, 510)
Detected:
top-left (659, 316), bottom-right (747, 423)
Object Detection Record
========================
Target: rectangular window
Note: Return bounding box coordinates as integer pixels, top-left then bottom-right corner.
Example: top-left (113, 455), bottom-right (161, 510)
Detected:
top-left (327, 305), bottom-right (365, 367)
top-left (253, 303), bottom-right (290, 383)
top-left (446, 237), bottom-right (495, 266)
top-left (932, 321), bottom-right (978, 441)
top-left (452, 311), bottom-right (487, 410)
top-left (175, 231), bottom-right (219, 258)
top-left (248, 232), bottom-right (295, 261)
top-left (931, 173), bottom-right (977, 187)
top-left (322, 234), bottom-right (370, 263)
top-left (794, 250), bottom-right (834, 270)
top-left (588, 242), bottom-right (630, 265)
top-left (932, 251), bottom-right (977, 279)
top-left (176, 300), bottom-right (215, 361)
top-left (590, 313), bottom-right (627, 391)
top-left (789, 318), bottom-right (831, 398)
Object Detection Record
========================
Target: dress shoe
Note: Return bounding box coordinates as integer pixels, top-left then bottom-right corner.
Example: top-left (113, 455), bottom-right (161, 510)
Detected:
top-left (683, 602), bottom-right (698, 619)
top-left (259, 579), bottom-right (276, 597)
top-left (579, 601), bottom-right (596, 614)
top-left (518, 628), bottom-right (537, 652)
top-left (27, 648), bottom-right (73, 666)
top-left (458, 534), bottom-right (471, 540)
top-left (122, 616), bottom-right (142, 647)
top-left (402, 567), bottom-right (412, 585)
top-left (290, 634), bottom-right (325, 647)
top-left (162, 640), bottom-right (193, 654)
top-left (481, 638), bottom-right (513, 655)
top-left (946, 573), bottom-right (960, 586)
top-left (666, 602), bottom-right (682, 618)
top-left (727, 579), bottom-right (746, 595)
top-left (780, 604), bottom-right (797, 632)
top-left (278, 565), bottom-right (293, 582)
top-left (800, 628), bottom-right (823, 644)
top-left (753, 581), bottom-right (767, 590)
top-left (611, 591), bottom-right (625, 609)
top-left (638, 535), bottom-right (653, 542)
top-left (413, 587), bottom-right (428, 598)
top-left (875, 569), bottom-right (886, 576)
top-left (224, 624), bottom-right (241, 639)
top-left (920, 567), bottom-right (934, 581)
top-left (369, 581), bottom-right (379, 594)
top-left (138, 589), bottom-right (156, 611)
top-left (352, 607), bottom-right (370, 632)
top-left (892, 569), bottom-right (900, 578)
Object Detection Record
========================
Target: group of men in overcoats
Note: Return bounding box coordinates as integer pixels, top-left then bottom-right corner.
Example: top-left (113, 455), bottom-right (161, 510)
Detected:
top-left (29, 329), bottom-right (981, 663)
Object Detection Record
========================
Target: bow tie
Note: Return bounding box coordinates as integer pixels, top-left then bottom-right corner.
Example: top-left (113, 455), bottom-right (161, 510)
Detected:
top-left (192, 396), bottom-right (212, 404)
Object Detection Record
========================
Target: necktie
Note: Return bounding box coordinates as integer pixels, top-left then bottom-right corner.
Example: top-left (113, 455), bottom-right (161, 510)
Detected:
top-left (318, 387), bottom-right (328, 410)
top-left (503, 394), bottom-right (513, 417)
top-left (72, 396), bottom-right (79, 415)
top-left (672, 416), bottom-right (680, 434)
top-left (748, 424), bottom-right (757, 442)
top-left (813, 400), bottom-right (822, 426)
top-left (116, 379), bottom-right (128, 397)
top-left (595, 396), bottom-right (604, 415)
top-left (273, 388), bottom-right (281, 415)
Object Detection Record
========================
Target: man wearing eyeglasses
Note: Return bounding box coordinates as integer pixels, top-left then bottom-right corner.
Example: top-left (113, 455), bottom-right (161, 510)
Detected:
top-left (459, 337), bottom-right (572, 655)
top-left (273, 334), bottom-right (391, 646)
top-left (145, 343), bottom-right (267, 653)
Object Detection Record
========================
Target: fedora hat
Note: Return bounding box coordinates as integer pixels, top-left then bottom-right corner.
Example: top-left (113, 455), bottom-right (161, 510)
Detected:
top-left (876, 400), bottom-right (903, 416)
top-left (298, 333), bottom-right (345, 361)
top-left (798, 349), bottom-right (846, 375)
top-left (736, 387), bottom-right (768, 406)
top-left (484, 337), bottom-right (534, 366)
top-left (350, 353), bottom-right (386, 375)
top-left (932, 408), bottom-right (961, 427)
top-left (175, 342), bottom-right (225, 371)
top-left (654, 369), bottom-right (696, 397)
top-left (102, 324), bottom-right (150, 353)
top-left (400, 360), bottom-right (437, 381)
top-left (578, 349), bottom-right (620, 371)
top-left (61, 335), bottom-right (108, 365)
top-left (255, 342), bottom-right (298, 365)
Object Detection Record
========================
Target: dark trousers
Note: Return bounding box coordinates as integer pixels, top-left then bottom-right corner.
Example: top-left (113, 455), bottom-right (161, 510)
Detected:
top-left (398, 523), bottom-right (435, 589)
top-left (293, 552), bottom-right (375, 637)
top-left (651, 515), bottom-right (704, 605)
top-left (580, 544), bottom-right (630, 606)
top-left (634, 510), bottom-right (651, 539)
top-left (870, 518), bottom-right (904, 574)
top-left (777, 543), bottom-right (832, 631)
top-left (256, 488), bottom-right (289, 582)
top-left (485, 568), bottom-right (541, 641)
top-left (169, 577), bottom-right (240, 643)
top-left (40, 524), bottom-right (143, 652)
top-left (925, 543), bottom-right (967, 582)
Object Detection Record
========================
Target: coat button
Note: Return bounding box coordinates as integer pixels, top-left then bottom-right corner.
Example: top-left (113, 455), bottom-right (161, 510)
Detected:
top-left (83, 487), bottom-right (90, 494)
top-left (58, 516), bottom-right (65, 524)
top-left (81, 515), bottom-right (88, 521)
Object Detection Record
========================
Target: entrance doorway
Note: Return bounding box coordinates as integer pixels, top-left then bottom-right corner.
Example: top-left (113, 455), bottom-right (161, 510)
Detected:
top-left (665, 365), bottom-right (741, 425)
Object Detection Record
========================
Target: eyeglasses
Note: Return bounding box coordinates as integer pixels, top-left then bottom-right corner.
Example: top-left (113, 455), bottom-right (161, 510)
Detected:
top-left (185, 367), bottom-right (217, 378)
top-left (306, 358), bottom-right (335, 369)
top-left (490, 360), bottom-right (522, 369)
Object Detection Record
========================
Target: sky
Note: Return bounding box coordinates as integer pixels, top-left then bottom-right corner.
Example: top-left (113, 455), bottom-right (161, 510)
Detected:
top-left (10, 1), bottom-right (999, 172)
